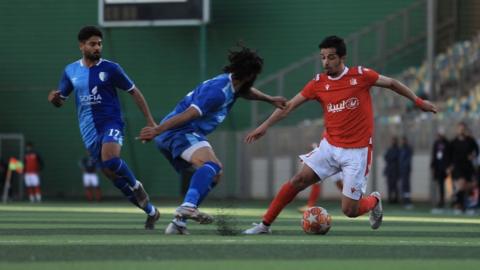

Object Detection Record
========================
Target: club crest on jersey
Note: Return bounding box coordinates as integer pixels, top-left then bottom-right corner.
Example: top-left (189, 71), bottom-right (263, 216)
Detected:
top-left (325, 84), bottom-right (330, 90)
top-left (327, 97), bottom-right (360, 113)
top-left (350, 78), bottom-right (358, 85)
top-left (99, 72), bottom-right (108, 82)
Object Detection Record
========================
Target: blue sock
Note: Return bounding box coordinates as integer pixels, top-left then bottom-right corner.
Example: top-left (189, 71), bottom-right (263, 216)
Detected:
top-left (198, 182), bottom-right (217, 206)
top-left (104, 158), bottom-right (138, 188)
top-left (113, 178), bottom-right (155, 215)
top-left (183, 161), bottom-right (221, 207)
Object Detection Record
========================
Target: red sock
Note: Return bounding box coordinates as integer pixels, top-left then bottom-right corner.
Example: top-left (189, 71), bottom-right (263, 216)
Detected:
top-left (263, 182), bottom-right (300, 225)
top-left (85, 188), bottom-right (93, 201)
top-left (357, 195), bottom-right (378, 216)
top-left (26, 187), bottom-right (33, 197)
top-left (307, 183), bottom-right (321, 207)
top-left (94, 188), bottom-right (102, 201)
top-left (34, 186), bottom-right (41, 196)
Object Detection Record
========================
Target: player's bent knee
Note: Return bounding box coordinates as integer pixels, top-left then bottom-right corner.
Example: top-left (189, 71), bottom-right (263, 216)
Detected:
top-left (342, 206), bottom-right (359, 218)
top-left (204, 161), bottom-right (222, 175)
top-left (213, 172), bottom-right (223, 185)
top-left (290, 175), bottom-right (312, 190)
top-left (191, 158), bottom-right (223, 170)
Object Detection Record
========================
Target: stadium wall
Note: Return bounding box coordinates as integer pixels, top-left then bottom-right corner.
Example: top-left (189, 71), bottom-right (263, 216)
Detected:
top-left (1, 0), bottom-right (427, 199)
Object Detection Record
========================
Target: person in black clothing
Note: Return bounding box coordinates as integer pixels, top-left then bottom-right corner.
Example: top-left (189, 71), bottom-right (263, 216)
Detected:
top-left (449, 122), bottom-right (479, 212)
top-left (80, 153), bottom-right (101, 201)
top-left (430, 128), bottom-right (450, 209)
top-left (399, 136), bottom-right (413, 208)
top-left (384, 137), bottom-right (400, 204)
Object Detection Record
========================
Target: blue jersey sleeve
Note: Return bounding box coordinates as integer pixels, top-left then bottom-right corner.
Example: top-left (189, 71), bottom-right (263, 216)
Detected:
top-left (112, 65), bottom-right (135, 91)
top-left (191, 87), bottom-right (226, 116)
top-left (58, 70), bottom-right (73, 98)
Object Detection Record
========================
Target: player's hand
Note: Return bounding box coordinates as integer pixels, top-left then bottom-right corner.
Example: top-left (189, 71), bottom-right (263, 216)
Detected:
top-left (48, 90), bottom-right (64, 108)
top-left (139, 122), bottom-right (157, 143)
top-left (416, 99), bottom-right (437, 113)
top-left (244, 127), bottom-right (267, 144)
top-left (270, 96), bottom-right (288, 110)
top-left (137, 126), bottom-right (158, 142)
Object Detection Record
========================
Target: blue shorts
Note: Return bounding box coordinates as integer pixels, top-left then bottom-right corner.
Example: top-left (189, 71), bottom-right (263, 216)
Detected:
top-left (154, 130), bottom-right (208, 173)
top-left (85, 124), bottom-right (124, 162)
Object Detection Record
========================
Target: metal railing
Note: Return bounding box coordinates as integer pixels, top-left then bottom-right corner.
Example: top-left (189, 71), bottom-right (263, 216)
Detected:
top-left (251, 0), bottom-right (457, 127)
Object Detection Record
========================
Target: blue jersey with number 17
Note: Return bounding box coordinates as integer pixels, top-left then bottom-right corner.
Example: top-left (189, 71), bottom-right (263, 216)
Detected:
top-left (159, 73), bottom-right (237, 137)
top-left (57, 58), bottom-right (134, 149)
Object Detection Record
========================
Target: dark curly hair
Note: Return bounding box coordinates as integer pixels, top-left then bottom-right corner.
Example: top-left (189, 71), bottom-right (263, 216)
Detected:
top-left (78, 26), bottom-right (103, 42)
top-left (223, 45), bottom-right (263, 94)
top-left (223, 45), bottom-right (263, 80)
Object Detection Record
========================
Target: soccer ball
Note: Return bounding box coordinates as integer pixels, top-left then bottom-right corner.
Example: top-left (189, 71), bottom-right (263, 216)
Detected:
top-left (301, 206), bottom-right (332, 235)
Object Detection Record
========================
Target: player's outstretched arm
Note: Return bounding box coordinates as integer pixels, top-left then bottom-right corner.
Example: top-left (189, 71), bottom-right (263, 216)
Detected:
top-left (245, 93), bottom-right (307, 143)
top-left (375, 75), bottom-right (437, 113)
top-left (240, 87), bottom-right (288, 109)
top-left (129, 87), bottom-right (157, 127)
top-left (137, 106), bottom-right (201, 142)
top-left (48, 90), bottom-right (65, 108)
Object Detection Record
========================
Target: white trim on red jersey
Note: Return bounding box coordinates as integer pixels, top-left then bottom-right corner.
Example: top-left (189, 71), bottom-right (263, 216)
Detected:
top-left (327, 66), bottom-right (349, 81)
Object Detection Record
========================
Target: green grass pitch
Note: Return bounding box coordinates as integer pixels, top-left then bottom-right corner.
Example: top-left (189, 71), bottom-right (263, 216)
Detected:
top-left (1, 200), bottom-right (479, 270)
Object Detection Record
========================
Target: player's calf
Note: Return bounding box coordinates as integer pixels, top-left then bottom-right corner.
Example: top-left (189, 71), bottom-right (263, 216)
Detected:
top-left (102, 157), bottom-right (139, 188)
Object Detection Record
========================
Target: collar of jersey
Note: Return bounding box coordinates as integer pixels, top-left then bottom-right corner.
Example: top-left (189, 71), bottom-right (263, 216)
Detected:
top-left (327, 66), bottom-right (349, 81)
top-left (79, 58), bottom-right (104, 67)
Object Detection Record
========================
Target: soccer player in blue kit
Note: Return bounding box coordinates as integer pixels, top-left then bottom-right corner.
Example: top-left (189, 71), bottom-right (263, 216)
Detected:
top-left (138, 46), bottom-right (288, 234)
top-left (48, 26), bottom-right (160, 229)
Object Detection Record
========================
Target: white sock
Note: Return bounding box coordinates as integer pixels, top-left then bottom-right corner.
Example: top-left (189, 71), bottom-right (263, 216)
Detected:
top-left (181, 202), bottom-right (197, 208)
top-left (173, 218), bottom-right (187, 227)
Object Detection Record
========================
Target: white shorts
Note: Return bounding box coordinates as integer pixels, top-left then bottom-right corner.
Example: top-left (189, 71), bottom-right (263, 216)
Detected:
top-left (83, 173), bottom-right (99, 187)
top-left (180, 141), bottom-right (212, 162)
top-left (24, 173), bottom-right (40, 187)
top-left (324, 171), bottom-right (343, 183)
top-left (299, 139), bottom-right (372, 200)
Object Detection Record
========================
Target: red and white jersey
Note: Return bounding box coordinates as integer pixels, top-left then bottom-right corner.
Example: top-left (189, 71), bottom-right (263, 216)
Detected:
top-left (301, 66), bottom-right (379, 148)
top-left (24, 152), bottom-right (42, 173)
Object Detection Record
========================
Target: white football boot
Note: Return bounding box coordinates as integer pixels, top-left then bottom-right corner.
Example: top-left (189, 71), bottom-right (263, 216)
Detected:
top-left (242, 222), bottom-right (272, 235)
top-left (165, 220), bottom-right (190, 235)
top-left (369, 191), bottom-right (383, 230)
top-left (175, 205), bottom-right (214, 224)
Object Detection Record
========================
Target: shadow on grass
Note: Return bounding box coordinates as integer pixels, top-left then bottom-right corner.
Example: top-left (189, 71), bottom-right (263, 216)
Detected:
top-left (1, 243), bottom-right (479, 262)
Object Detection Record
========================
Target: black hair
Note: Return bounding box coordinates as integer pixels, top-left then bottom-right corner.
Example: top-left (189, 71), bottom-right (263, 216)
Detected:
top-left (78, 26), bottom-right (103, 42)
top-left (223, 45), bottom-right (263, 81)
top-left (26, 141), bottom-right (33, 147)
top-left (318, 36), bottom-right (346, 57)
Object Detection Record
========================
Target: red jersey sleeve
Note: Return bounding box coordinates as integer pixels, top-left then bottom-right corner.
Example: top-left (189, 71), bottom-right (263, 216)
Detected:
top-left (362, 67), bottom-right (380, 86)
top-left (300, 79), bottom-right (316, 100)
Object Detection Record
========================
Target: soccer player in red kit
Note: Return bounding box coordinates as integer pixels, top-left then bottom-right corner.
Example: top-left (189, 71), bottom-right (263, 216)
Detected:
top-left (24, 142), bottom-right (44, 203)
top-left (243, 36), bottom-right (437, 234)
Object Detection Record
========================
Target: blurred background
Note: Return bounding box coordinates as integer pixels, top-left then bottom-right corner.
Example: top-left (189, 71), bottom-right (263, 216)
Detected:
top-left (0, 0), bottom-right (479, 209)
